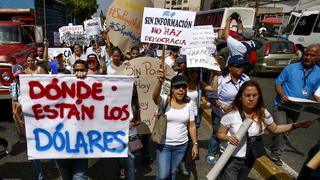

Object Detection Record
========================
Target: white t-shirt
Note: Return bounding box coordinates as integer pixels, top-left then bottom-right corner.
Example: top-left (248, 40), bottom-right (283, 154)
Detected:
top-left (220, 109), bottom-right (274, 158)
top-left (159, 95), bottom-right (195, 146)
top-left (187, 90), bottom-right (198, 116)
top-left (226, 36), bottom-right (254, 65)
top-left (165, 56), bottom-right (175, 68)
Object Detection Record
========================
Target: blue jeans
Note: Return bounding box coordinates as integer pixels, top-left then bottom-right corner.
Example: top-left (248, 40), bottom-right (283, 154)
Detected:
top-left (207, 112), bottom-right (221, 156)
top-left (118, 151), bottom-right (136, 180)
top-left (156, 142), bottom-right (188, 180)
top-left (55, 159), bottom-right (88, 180)
top-left (219, 157), bottom-right (251, 180)
top-left (32, 160), bottom-right (45, 180)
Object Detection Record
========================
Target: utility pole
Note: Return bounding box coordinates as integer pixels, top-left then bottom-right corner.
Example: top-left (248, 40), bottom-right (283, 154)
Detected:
top-left (255, 0), bottom-right (260, 24)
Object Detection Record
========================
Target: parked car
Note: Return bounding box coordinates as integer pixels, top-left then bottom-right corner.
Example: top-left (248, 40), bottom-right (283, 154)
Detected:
top-left (253, 37), bottom-right (296, 74)
top-left (216, 37), bottom-right (296, 73)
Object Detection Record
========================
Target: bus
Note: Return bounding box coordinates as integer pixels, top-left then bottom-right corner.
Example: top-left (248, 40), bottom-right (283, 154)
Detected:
top-left (195, 7), bottom-right (256, 36)
top-left (288, 8), bottom-right (320, 48)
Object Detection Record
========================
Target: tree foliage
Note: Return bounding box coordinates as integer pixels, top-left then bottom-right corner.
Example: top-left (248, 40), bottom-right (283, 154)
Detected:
top-left (63, 0), bottom-right (98, 23)
top-left (210, 0), bottom-right (233, 9)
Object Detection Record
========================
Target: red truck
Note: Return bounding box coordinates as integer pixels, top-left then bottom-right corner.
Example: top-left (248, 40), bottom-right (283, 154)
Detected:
top-left (0, 8), bottom-right (42, 99)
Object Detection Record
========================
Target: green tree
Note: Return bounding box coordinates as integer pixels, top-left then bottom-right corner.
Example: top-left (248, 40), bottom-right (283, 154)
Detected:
top-left (210, 0), bottom-right (233, 9)
top-left (63, 0), bottom-right (99, 23)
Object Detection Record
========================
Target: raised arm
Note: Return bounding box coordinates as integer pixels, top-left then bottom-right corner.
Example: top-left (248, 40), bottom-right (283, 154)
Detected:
top-left (152, 68), bottom-right (165, 105)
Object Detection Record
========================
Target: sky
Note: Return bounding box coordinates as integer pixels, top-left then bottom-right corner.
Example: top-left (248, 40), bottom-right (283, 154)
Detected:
top-left (95, 0), bottom-right (112, 16)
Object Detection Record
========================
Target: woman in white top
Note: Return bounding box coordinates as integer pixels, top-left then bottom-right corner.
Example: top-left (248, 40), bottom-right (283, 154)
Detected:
top-left (106, 47), bottom-right (124, 75)
top-left (153, 71), bottom-right (199, 180)
top-left (217, 80), bottom-right (314, 180)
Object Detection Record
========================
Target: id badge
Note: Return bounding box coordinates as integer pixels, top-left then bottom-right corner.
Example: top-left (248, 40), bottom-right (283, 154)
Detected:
top-left (302, 89), bottom-right (308, 96)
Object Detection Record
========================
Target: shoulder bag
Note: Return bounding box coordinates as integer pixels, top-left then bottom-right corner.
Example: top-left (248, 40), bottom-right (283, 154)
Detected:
top-left (151, 97), bottom-right (169, 144)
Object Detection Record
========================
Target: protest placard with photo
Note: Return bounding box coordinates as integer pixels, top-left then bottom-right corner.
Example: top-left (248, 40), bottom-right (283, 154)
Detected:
top-left (186, 47), bottom-right (220, 71)
top-left (141, 7), bottom-right (196, 46)
top-left (115, 57), bottom-right (175, 134)
top-left (59, 25), bottom-right (89, 46)
top-left (104, 0), bottom-right (153, 52)
top-left (19, 74), bottom-right (135, 159)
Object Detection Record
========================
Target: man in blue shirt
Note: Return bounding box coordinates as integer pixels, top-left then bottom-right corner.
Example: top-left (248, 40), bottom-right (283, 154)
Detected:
top-left (270, 44), bottom-right (320, 166)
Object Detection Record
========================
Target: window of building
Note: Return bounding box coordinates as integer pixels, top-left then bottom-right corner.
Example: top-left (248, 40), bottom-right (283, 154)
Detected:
top-left (177, 0), bottom-right (182, 5)
top-left (183, 0), bottom-right (188, 3)
top-left (183, 7), bottom-right (189, 10)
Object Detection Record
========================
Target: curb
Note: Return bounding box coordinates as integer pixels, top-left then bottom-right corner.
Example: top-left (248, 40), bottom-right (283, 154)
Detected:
top-left (200, 98), bottom-right (293, 180)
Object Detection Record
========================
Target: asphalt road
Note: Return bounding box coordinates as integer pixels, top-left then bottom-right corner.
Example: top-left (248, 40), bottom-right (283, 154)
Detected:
top-left (0, 75), bottom-right (319, 179)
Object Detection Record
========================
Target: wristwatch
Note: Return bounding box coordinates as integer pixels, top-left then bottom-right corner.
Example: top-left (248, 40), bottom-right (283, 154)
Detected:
top-left (193, 142), bottom-right (198, 145)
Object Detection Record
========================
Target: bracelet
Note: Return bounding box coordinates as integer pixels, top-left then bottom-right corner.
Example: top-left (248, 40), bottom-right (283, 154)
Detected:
top-left (292, 123), bottom-right (298, 129)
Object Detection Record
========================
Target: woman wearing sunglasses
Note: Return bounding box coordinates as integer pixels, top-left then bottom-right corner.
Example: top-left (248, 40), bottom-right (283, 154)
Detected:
top-left (152, 70), bottom-right (198, 180)
top-left (217, 80), bottom-right (313, 179)
top-left (206, 55), bottom-right (250, 164)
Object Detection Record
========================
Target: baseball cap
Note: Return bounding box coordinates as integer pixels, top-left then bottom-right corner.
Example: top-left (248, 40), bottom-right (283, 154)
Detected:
top-left (56, 53), bottom-right (63, 59)
top-left (144, 49), bottom-right (157, 58)
top-left (228, 55), bottom-right (246, 67)
top-left (87, 54), bottom-right (99, 61)
top-left (241, 28), bottom-right (254, 39)
top-left (171, 75), bottom-right (189, 86)
top-left (176, 55), bottom-right (186, 64)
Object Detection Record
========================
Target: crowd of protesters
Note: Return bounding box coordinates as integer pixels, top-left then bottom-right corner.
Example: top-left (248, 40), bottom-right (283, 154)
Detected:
top-left (3, 11), bottom-right (320, 180)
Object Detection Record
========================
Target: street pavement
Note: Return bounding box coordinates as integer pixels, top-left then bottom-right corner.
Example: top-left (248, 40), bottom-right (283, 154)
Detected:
top-left (0, 75), bottom-right (319, 179)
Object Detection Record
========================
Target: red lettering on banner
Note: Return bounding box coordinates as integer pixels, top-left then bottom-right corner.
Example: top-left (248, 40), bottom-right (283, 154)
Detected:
top-left (28, 79), bottom-right (105, 101)
top-left (32, 104), bottom-right (45, 120)
top-left (104, 104), bottom-right (130, 121)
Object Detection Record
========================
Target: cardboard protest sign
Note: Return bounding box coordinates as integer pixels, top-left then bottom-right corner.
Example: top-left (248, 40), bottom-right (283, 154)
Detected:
top-left (115, 57), bottom-right (175, 134)
top-left (104, 0), bottom-right (153, 52)
top-left (19, 75), bottom-right (134, 159)
top-left (59, 25), bottom-right (89, 46)
top-left (186, 47), bottom-right (221, 71)
top-left (141, 8), bottom-right (196, 46)
top-left (280, 97), bottom-right (320, 115)
top-left (84, 17), bottom-right (102, 36)
top-left (181, 25), bottom-right (217, 54)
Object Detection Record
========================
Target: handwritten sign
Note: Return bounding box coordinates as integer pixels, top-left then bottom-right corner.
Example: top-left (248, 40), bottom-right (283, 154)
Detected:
top-left (48, 48), bottom-right (72, 60)
top-left (19, 75), bottom-right (135, 159)
top-left (115, 57), bottom-right (175, 134)
top-left (181, 25), bottom-right (217, 54)
top-left (104, 0), bottom-right (153, 52)
top-left (59, 25), bottom-right (89, 46)
top-left (84, 17), bottom-right (102, 36)
top-left (186, 47), bottom-right (220, 71)
top-left (141, 8), bottom-right (196, 46)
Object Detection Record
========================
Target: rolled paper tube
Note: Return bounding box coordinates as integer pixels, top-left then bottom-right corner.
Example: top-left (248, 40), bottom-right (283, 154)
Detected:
top-left (307, 151), bottom-right (320, 170)
top-left (206, 119), bottom-right (253, 180)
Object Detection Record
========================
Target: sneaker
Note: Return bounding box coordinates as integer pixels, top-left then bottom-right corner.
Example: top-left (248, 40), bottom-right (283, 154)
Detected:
top-left (268, 154), bottom-right (283, 166)
top-left (178, 161), bottom-right (189, 176)
top-left (206, 155), bottom-right (217, 164)
top-left (119, 168), bottom-right (125, 179)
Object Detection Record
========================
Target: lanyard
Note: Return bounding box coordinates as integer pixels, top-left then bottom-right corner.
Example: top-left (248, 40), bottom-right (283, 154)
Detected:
top-left (303, 68), bottom-right (313, 88)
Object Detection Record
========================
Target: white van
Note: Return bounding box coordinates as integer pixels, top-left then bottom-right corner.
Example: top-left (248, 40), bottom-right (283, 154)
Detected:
top-left (288, 8), bottom-right (320, 48)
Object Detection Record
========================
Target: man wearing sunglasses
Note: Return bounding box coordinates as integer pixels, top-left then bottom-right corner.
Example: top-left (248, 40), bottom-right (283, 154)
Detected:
top-left (270, 44), bottom-right (320, 166)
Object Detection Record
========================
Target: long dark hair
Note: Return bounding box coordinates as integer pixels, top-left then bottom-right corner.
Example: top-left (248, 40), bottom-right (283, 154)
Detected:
top-left (232, 80), bottom-right (265, 131)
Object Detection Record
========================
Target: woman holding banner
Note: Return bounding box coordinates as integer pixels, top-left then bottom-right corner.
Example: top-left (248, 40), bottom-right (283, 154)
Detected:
top-left (216, 80), bottom-right (313, 180)
top-left (153, 70), bottom-right (199, 180)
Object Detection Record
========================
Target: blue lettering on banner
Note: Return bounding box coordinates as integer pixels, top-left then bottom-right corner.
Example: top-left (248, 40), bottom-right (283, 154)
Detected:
top-left (33, 123), bottom-right (127, 154)
top-left (110, 21), bottom-right (140, 43)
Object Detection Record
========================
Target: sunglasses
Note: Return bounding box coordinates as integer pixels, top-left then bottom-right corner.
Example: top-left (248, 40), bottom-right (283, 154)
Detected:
top-left (74, 69), bottom-right (86, 72)
top-left (173, 84), bottom-right (188, 89)
top-left (231, 64), bottom-right (244, 68)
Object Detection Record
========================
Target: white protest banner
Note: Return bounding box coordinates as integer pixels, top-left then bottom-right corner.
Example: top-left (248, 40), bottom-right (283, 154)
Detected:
top-left (186, 47), bottom-right (220, 71)
top-left (141, 8), bottom-right (196, 47)
top-left (115, 57), bottom-right (175, 134)
top-left (59, 25), bottom-right (84, 42)
top-left (104, 0), bottom-right (153, 52)
top-left (48, 48), bottom-right (72, 60)
top-left (84, 17), bottom-right (102, 36)
top-left (19, 74), bottom-right (135, 159)
top-left (181, 25), bottom-right (216, 54)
